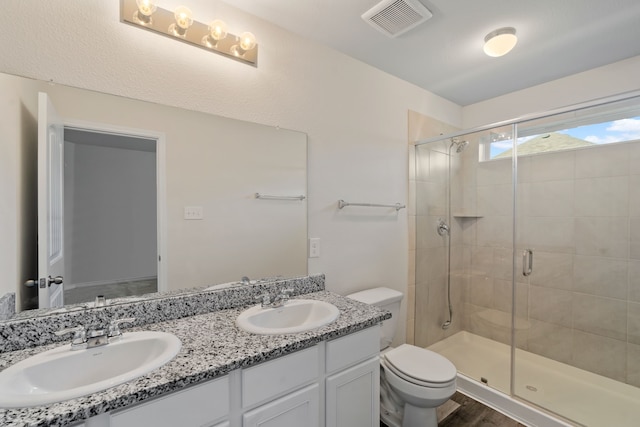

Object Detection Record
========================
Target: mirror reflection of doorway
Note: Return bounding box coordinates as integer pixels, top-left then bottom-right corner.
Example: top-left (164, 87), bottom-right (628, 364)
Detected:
top-left (63, 128), bottom-right (157, 304)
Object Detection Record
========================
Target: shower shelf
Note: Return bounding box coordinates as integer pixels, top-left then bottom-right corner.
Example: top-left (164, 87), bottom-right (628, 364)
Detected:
top-left (452, 213), bottom-right (483, 218)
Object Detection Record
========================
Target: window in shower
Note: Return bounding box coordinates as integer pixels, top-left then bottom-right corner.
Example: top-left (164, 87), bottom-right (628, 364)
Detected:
top-left (480, 111), bottom-right (640, 160)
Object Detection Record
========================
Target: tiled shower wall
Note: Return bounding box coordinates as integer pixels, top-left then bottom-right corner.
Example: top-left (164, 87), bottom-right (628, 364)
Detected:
top-left (414, 141), bottom-right (465, 346)
top-left (456, 138), bottom-right (640, 387)
top-left (408, 111), bottom-right (461, 347)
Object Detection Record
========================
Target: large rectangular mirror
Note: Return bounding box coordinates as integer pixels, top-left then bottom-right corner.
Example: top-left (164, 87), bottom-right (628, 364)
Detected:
top-left (0, 72), bottom-right (308, 319)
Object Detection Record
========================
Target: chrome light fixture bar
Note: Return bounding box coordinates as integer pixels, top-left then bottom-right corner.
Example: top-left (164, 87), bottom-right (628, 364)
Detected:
top-left (120, 0), bottom-right (258, 67)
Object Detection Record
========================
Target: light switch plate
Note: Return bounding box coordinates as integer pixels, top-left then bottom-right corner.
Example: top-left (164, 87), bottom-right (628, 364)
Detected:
top-left (309, 238), bottom-right (320, 258)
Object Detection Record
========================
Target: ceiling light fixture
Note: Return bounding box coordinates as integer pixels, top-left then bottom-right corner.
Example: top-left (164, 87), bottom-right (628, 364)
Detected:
top-left (121, 0), bottom-right (258, 66)
top-left (483, 27), bottom-right (517, 57)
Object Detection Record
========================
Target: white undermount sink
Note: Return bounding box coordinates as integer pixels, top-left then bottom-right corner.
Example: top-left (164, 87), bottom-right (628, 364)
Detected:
top-left (236, 299), bottom-right (340, 334)
top-left (0, 331), bottom-right (181, 408)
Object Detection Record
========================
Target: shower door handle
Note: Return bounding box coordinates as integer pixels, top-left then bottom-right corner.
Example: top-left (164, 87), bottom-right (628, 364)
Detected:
top-left (523, 249), bottom-right (533, 276)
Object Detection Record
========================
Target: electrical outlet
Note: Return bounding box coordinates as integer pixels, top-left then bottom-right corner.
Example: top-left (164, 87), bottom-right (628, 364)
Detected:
top-left (184, 206), bottom-right (204, 220)
top-left (309, 238), bottom-right (320, 258)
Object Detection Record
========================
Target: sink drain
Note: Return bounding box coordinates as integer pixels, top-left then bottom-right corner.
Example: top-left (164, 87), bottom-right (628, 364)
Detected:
top-left (526, 385), bottom-right (538, 392)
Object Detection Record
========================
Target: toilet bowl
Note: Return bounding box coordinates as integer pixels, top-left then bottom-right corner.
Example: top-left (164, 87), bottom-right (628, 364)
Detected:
top-left (347, 287), bottom-right (457, 427)
top-left (380, 344), bottom-right (456, 427)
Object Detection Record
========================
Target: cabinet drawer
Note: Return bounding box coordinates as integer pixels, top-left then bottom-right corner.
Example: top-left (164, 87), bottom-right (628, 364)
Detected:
top-left (326, 326), bottom-right (379, 373)
top-left (242, 346), bottom-right (319, 408)
top-left (110, 376), bottom-right (229, 427)
top-left (243, 384), bottom-right (319, 427)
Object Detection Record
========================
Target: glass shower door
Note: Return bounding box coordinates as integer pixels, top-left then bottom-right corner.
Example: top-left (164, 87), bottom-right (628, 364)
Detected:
top-left (513, 96), bottom-right (640, 426)
top-left (417, 124), bottom-right (516, 396)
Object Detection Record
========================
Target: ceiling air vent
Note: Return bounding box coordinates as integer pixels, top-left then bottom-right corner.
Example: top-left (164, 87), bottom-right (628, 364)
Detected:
top-left (362, 0), bottom-right (432, 38)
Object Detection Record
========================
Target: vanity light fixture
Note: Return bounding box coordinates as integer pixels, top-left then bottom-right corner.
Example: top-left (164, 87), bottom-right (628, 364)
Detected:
top-left (169, 6), bottom-right (193, 37)
top-left (231, 31), bottom-right (257, 57)
top-left (121, 0), bottom-right (258, 66)
top-left (204, 19), bottom-right (228, 47)
top-left (483, 27), bottom-right (517, 57)
top-left (134, 0), bottom-right (156, 25)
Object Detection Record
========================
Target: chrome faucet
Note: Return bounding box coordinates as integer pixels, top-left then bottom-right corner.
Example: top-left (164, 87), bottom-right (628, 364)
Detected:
top-left (108, 317), bottom-right (136, 341)
top-left (85, 326), bottom-right (110, 348)
top-left (273, 288), bottom-right (294, 307)
top-left (55, 317), bottom-right (136, 350)
top-left (54, 325), bottom-right (87, 350)
top-left (255, 292), bottom-right (272, 308)
top-left (255, 288), bottom-right (294, 308)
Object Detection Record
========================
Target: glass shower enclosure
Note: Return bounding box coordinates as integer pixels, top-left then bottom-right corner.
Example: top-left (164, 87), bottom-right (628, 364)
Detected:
top-left (414, 93), bottom-right (640, 426)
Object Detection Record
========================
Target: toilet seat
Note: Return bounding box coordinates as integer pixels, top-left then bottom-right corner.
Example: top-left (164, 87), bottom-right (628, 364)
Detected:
top-left (383, 344), bottom-right (456, 388)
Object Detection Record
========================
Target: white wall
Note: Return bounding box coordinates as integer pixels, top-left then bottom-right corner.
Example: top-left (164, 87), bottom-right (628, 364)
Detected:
top-left (463, 55), bottom-right (640, 128)
top-left (0, 77), bottom-right (21, 301)
top-left (0, 77), bottom-right (39, 310)
top-left (0, 1), bottom-right (462, 340)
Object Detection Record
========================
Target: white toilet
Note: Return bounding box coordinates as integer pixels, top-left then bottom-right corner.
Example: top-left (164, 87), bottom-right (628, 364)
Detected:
top-left (347, 287), bottom-right (457, 427)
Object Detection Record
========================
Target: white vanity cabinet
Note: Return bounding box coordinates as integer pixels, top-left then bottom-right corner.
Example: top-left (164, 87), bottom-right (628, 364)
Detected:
top-left (241, 345), bottom-right (320, 427)
top-left (81, 325), bottom-right (380, 427)
top-left (325, 326), bottom-right (380, 427)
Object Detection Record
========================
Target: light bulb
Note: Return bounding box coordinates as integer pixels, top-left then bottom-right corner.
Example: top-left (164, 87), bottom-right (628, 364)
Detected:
top-left (239, 32), bottom-right (257, 51)
top-left (169, 5), bottom-right (193, 37)
top-left (209, 20), bottom-right (228, 41)
top-left (136, 0), bottom-right (156, 17)
top-left (134, 0), bottom-right (156, 24)
top-left (174, 6), bottom-right (193, 30)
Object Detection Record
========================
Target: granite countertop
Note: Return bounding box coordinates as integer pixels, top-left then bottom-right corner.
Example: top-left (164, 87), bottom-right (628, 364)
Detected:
top-left (0, 291), bottom-right (389, 427)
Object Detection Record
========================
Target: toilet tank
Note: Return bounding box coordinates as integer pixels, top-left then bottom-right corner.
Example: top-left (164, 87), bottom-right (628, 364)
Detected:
top-left (346, 287), bottom-right (403, 350)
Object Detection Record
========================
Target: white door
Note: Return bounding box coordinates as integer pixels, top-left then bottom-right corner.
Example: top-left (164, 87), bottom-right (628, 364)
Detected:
top-left (37, 92), bottom-right (65, 308)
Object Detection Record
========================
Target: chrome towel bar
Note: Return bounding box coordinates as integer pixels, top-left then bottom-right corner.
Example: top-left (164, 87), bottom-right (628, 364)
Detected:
top-left (255, 193), bottom-right (306, 201)
top-left (338, 200), bottom-right (406, 211)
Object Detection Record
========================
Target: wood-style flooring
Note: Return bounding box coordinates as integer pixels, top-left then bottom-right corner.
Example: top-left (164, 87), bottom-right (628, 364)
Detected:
top-left (382, 392), bottom-right (527, 427)
top-left (440, 393), bottom-right (527, 427)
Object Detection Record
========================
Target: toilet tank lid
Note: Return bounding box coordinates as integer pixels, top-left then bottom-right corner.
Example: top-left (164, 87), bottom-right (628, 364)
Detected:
top-left (347, 287), bottom-right (403, 305)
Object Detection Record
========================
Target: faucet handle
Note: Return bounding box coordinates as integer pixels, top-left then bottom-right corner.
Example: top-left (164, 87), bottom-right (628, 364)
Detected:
top-left (108, 317), bottom-right (136, 339)
top-left (255, 293), bottom-right (271, 307)
top-left (274, 288), bottom-right (294, 306)
top-left (280, 288), bottom-right (294, 297)
top-left (55, 325), bottom-right (86, 350)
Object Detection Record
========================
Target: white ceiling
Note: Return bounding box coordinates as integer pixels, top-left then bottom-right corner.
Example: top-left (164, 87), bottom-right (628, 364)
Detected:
top-left (222, 0), bottom-right (640, 106)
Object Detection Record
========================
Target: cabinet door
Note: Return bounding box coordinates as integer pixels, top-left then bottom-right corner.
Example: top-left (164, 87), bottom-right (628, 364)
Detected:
top-left (326, 357), bottom-right (379, 427)
top-left (110, 376), bottom-right (229, 427)
top-left (243, 384), bottom-right (319, 427)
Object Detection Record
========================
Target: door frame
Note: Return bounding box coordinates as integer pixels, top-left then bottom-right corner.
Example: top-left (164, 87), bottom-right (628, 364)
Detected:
top-left (63, 119), bottom-right (167, 293)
